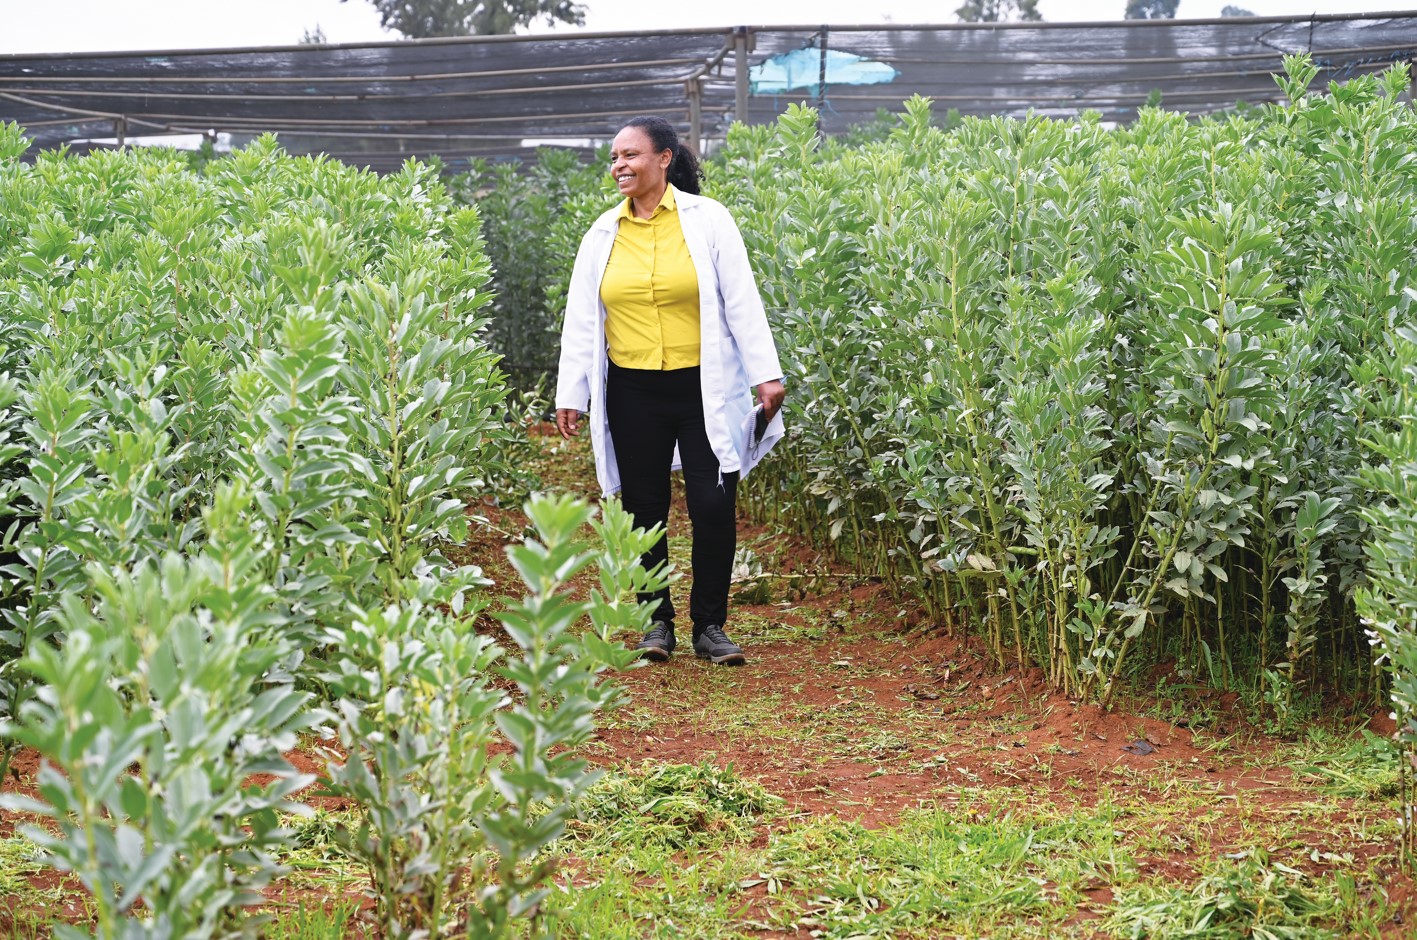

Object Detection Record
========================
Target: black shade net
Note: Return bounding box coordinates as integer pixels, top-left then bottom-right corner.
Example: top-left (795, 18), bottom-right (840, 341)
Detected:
top-left (2, 12), bottom-right (1414, 172)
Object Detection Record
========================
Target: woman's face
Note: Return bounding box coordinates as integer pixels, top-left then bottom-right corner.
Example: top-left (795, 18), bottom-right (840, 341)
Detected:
top-left (609, 126), bottom-right (671, 203)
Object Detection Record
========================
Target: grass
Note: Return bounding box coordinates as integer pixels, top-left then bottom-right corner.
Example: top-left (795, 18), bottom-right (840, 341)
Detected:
top-left (260, 901), bottom-right (365, 940)
top-left (372, 432), bottom-right (1417, 935)
top-left (531, 773), bottom-right (1143, 940)
top-left (568, 761), bottom-right (784, 853)
top-left (0, 835), bottom-right (48, 897)
top-left (767, 803), bottom-right (1137, 939)
top-left (1286, 728), bottom-right (1404, 801)
top-left (0, 835), bottom-right (94, 935)
top-left (514, 754), bottom-right (1398, 939)
top-left (534, 848), bottom-right (776, 939)
top-left (1138, 676), bottom-right (1228, 731)
top-left (1107, 851), bottom-right (1384, 939)
top-left (528, 761), bottom-right (783, 938)
top-left (6, 680), bottom-right (1404, 939)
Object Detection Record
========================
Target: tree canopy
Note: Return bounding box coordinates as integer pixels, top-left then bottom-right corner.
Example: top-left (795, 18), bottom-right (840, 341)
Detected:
top-left (955, 0), bottom-right (1042, 23)
top-left (348, 0), bottom-right (586, 38)
top-left (1124, 0), bottom-right (1179, 18)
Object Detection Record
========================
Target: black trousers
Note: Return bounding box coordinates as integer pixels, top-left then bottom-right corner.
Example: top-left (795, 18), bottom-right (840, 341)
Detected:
top-left (605, 361), bottom-right (738, 631)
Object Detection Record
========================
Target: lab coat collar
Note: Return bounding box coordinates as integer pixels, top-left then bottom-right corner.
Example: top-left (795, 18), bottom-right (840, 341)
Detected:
top-left (617, 181), bottom-right (680, 221)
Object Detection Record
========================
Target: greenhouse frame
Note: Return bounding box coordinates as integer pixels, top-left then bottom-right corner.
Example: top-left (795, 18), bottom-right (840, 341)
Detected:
top-left (2, 11), bottom-right (1415, 171)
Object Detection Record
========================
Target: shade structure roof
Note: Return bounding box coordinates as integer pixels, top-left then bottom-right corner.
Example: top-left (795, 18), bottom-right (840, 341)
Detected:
top-left (3, 11), bottom-right (1415, 172)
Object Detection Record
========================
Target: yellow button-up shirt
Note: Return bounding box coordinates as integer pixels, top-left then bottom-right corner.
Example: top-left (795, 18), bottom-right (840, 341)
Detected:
top-left (600, 184), bottom-right (701, 370)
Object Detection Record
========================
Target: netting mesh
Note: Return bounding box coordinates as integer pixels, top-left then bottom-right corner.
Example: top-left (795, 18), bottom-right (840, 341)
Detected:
top-left (3, 13), bottom-right (1414, 171)
top-left (746, 16), bottom-right (1417, 130)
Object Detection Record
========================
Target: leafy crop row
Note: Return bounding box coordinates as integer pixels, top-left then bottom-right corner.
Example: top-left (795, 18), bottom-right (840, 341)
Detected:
top-left (0, 127), bottom-right (509, 734)
top-left (1358, 323), bottom-right (1417, 858)
top-left (710, 57), bottom-right (1416, 719)
top-left (455, 59), bottom-right (1417, 851)
top-left (451, 149), bottom-right (612, 390)
top-left (0, 127), bottom-right (660, 935)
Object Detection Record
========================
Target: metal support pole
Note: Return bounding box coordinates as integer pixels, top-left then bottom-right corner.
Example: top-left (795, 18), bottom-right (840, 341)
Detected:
top-left (115, 116), bottom-right (126, 148)
top-left (687, 78), bottom-right (703, 153)
top-left (733, 26), bottom-right (750, 126)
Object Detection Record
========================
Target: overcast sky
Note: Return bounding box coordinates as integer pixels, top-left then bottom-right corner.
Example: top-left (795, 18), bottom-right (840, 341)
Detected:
top-left (2, 0), bottom-right (1415, 53)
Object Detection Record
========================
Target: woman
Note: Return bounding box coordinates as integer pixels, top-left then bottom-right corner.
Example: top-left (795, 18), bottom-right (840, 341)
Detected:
top-left (555, 116), bottom-right (786, 666)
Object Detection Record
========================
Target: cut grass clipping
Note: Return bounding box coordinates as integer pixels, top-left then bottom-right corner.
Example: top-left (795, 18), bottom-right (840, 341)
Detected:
top-left (1108, 851), bottom-right (1388, 939)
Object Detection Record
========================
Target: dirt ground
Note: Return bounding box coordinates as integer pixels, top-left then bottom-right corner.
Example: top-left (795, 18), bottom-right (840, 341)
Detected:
top-left (599, 554), bottom-right (1401, 854)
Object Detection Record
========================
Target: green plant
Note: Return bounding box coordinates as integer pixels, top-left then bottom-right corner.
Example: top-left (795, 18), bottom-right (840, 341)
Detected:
top-left (261, 902), bottom-right (361, 940)
top-left (1357, 321), bottom-right (1417, 859)
top-left (452, 149), bottom-right (612, 389)
top-left (1109, 853), bottom-right (1342, 938)
top-left (1288, 729), bottom-right (1402, 801)
top-left (763, 802), bottom-right (1133, 938)
top-left (317, 494), bottom-right (667, 938)
top-left (0, 129), bottom-right (523, 755)
top-left (0, 489), bottom-right (314, 938)
top-left (570, 760), bottom-right (783, 851)
top-left (707, 57), bottom-right (1417, 717)
top-left (0, 127), bottom-right (546, 931)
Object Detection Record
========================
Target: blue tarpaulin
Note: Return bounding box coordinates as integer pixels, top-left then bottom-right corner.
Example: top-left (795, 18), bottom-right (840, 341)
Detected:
top-left (749, 48), bottom-right (899, 95)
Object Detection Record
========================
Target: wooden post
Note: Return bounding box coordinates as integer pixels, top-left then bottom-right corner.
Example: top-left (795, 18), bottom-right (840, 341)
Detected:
top-left (734, 26), bottom-right (750, 126)
top-left (687, 78), bottom-right (703, 154)
top-left (115, 116), bottom-right (126, 148)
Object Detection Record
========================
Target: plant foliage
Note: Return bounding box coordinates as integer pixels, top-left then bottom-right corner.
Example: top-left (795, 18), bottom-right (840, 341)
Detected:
top-left (317, 494), bottom-right (667, 937)
top-left (439, 59), bottom-right (1417, 859)
top-left (349, 0), bottom-right (585, 38)
top-left (0, 128), bottom-right (612, 933)
top-left (712, 60), bottom-right (1417, 717)
top-left (450, 149), bottom-right (612, 389)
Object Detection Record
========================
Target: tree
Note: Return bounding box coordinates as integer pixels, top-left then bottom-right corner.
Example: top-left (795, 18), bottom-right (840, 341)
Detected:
top-left (348, 0), bottom-right (586, 38)
top-left (955, 0), bottom-right (1042, 23)
top-left (1221, 5), bottom-right (1256, 15)
top-left (299, 24), bottom-right (328, 44)
top-left (1125, 0), bottom-right (1178, 18)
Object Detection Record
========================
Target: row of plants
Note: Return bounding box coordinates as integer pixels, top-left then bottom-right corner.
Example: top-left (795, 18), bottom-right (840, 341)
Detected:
top-left (703, 58), bottom-right (1417, 842)
top-left (522, 58), bottom-right (1416, 721)
top-left (452, 56), bottom-right (1417, 852)
top-left (458, 110), bottom-right (968, 394)
top-left (0, 127), bottom-right (663, 936)
top-left (710, 58), bottom-right (1413, 707)
top-left (1358, 322), bottom-right (1417, 858)
top-left (449, 149), bottom-right (612, 390)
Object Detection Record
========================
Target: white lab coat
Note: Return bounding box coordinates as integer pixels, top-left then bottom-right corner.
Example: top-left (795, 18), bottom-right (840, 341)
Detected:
top-left (555, 186), bottom-right (786, 496)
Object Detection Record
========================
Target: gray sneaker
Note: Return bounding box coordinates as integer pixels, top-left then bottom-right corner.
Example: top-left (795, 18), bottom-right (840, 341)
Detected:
top-left (635, 621), bottom-right (675, 662)
top-left (693, 624), bottom-right (746, 666)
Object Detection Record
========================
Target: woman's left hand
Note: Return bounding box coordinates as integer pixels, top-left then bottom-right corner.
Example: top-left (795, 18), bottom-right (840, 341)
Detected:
top-left (757, 380), bottom-right (786, 421)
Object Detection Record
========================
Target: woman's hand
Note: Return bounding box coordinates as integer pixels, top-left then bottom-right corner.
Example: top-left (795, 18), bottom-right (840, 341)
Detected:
top-left (757, 380), bottom-right (786, 421)
top-left (556, 408), bottom-right (583, 440)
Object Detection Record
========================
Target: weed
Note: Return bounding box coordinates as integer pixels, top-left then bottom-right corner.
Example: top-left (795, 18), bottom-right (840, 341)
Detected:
top-left (1108, 852), bottom-right (1349, 939)
top-left (567, 761), bottom-right (783, 853)
top-left (261, 901), bottom-right (364, 940)
top-left (1287, 729), bottom-right (1403, 801)
top-left (0, 835), bottom-right (46, 897)
top-left (765, 803), bottom-right (1136, 937)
